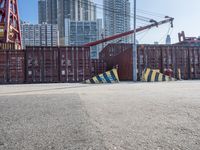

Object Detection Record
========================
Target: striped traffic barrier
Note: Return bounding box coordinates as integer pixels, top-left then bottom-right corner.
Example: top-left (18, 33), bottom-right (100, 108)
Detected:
top-left (83, 69), bottom-right (120, 84)
top-left (142, 68), bottom-right (176, 82)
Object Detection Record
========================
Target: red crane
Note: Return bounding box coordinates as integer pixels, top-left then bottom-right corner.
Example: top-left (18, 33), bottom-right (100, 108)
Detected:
top-left (83, 17), bottom-right (174, 47)
top-left (0, 0), bottom-right (21, 48)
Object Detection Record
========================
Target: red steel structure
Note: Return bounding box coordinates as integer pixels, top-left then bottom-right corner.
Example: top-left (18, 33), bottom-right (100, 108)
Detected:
top-left (0, 0), bottom-right (21, 48)
top-left (83, 17), bottom-right (174, 47)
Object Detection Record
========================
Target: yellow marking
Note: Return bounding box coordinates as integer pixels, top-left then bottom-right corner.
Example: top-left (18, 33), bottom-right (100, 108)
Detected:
top-left (158, 73), bottom-right (163, 82)
top-left (112, 69), bottom-right (120, 82)
top-left (92, 76), bottom-right (99, 84)
top-left (178, 68), bottom-right (181, 80)
top-left (151, 71), bottom-right (157, 82)
top-left (143, 68), bottom-right (151, 81)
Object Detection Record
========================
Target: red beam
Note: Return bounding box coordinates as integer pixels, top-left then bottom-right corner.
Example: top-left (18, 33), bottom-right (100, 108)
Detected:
top-left (83, 17), bottom-right (174, 47)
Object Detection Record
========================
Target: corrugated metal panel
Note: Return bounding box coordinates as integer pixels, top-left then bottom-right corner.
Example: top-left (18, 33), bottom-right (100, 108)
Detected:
top-left (25, 46), bottom-right (91, 83)
top-left (0, 50), bottom-right (7, 83)
top-left (59, 46), bottom-right (91, 82)
top-left (7, 50), bottom-right (25, 83)
top-left (91, 59), bottom-right (107, 77)
top-left (0, 50), bottom-right (25, 84)
top-left (26, 46), bottom-right (59, 83)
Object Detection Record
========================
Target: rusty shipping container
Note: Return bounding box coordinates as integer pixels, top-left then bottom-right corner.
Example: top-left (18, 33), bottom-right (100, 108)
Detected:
top-left (188, 47), bottom-right (200, 79)
top-left (26, 46), bottom-right (60, 83)
top-left (91, 59), bottom-right (107, 76)
top-left (59, 46), bottom-right (91, 83)
top-left (100, 44), bottom-right (200, 81)
top-left (0, 50), bottom-right (25, 84)
top-left (0, 46), bottom-right (105, 84)
top-left (25, 46), bottom-right (91, 83)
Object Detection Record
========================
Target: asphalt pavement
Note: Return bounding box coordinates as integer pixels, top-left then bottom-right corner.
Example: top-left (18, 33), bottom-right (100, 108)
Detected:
top-left (0, 81), bottom-right (200, 150)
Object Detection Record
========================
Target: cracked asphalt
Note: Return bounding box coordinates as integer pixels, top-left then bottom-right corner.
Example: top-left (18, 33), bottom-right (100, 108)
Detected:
top-left (0, 81), bottom-right (200, 150)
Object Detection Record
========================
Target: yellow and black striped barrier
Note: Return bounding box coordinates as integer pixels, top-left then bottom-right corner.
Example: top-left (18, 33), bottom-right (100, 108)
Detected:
top-left (142, 68), bottom-right (176, 82)
top-left (83, 69), bottom-right (120, 84)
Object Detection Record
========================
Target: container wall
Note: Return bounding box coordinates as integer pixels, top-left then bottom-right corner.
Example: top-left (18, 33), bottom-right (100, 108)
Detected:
top-left (0, 51), bottom-right (7, 83)
top-left (26, 47), bottom-right (59, 83)
top-left (43, 47), bottom-right (59, 82)
top-left (91, 59), bottom-right (107, 77)
top-left (188, 47), bottom-right (200, 79)
top-left (138, 45), bottom-right (162, 79)
top-left (175, 46), bottom-right (189, 80)
top-left (59, 47), bottom-right (91, 82)
top-left (113, 48), bottom-right (133, 81)
top-left (7, 50), bottom-right (25, 83)
top-left (0, 50), bottom-right (25, 84)
top-left (101, 44), bottom-right (200, 81)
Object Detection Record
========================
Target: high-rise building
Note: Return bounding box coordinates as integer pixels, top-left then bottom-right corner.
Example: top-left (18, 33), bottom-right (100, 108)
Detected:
top-left (166, 35), bottom-right (171, 44)
top-left (38, 0), bottom-right (47, 24)
top-left (65, 18), bottom-right (102, 58)
top-left (46, 0), bottom-right (57, 24)
top-left (57, 0), bottom-right (97, 45)
top-left (103, 0), bottom-right (131, 42)
top-left (21, 22), bottom-right (59, 48)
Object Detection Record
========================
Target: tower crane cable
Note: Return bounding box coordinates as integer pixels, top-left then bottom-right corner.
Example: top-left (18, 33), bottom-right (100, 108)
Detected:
top-left (78, 0), bottom-right (163, 23)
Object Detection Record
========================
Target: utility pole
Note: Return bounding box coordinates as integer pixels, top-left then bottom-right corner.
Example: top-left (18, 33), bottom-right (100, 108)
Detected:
top-left (133, 0), bottom-right (137, 81)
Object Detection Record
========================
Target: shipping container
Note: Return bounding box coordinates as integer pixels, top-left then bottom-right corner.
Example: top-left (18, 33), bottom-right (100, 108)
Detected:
top-left (0, 46), bottom-right (95, 84)
top-left (138, 45), bottom-right (162, 79)
top-left (91, 59), bottom-right (107, 76)
top-left (26, 46), bottom-right (59, 83)
top-left (0, 50), bottom-right (7, 83)
top-left (59, 46), bottom-right (91, 82)
top-left (0, 50), bottom-right (25, 84)
top-left (100, 44), bottom-right (200, 81)
top-left (174, 46), bottom-right (189, 80)
top-left (188, 47), bottom-right (200, 79)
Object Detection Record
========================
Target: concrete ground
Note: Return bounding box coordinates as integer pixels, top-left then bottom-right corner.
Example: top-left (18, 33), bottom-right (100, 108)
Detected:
top-left (0, 81), bottom-right (200, 150)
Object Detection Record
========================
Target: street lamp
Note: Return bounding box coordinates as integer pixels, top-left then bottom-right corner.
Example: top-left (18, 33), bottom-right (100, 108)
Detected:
top-left (133, 0), bottom-right (137, 81)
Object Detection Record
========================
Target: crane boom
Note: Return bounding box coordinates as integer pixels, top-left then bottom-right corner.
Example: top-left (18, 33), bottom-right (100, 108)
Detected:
top-left (83, 17), bottom-right (174, 47)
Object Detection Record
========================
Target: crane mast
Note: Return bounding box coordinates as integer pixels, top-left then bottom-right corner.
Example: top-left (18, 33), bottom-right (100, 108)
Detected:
top-left (0, 0), bottom-right (21, 48)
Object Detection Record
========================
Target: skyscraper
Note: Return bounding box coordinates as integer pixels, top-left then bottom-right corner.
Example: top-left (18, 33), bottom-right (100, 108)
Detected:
top-left (46, 0), bottom-right (57, 24)
top-left (38, 0), bottom-right (46, 24)
top-left (166, 35), bottom-right (171, 44)
top-left (57, 0), bottom-right (96, 45)
top-left (103, 0), bottom-right (131, 42)
top-left (65, 18), bottom-right (102, 58)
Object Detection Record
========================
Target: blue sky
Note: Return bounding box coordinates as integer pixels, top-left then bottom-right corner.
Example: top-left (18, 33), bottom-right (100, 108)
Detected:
top-left (18, 0), bottom-right (200, 44)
